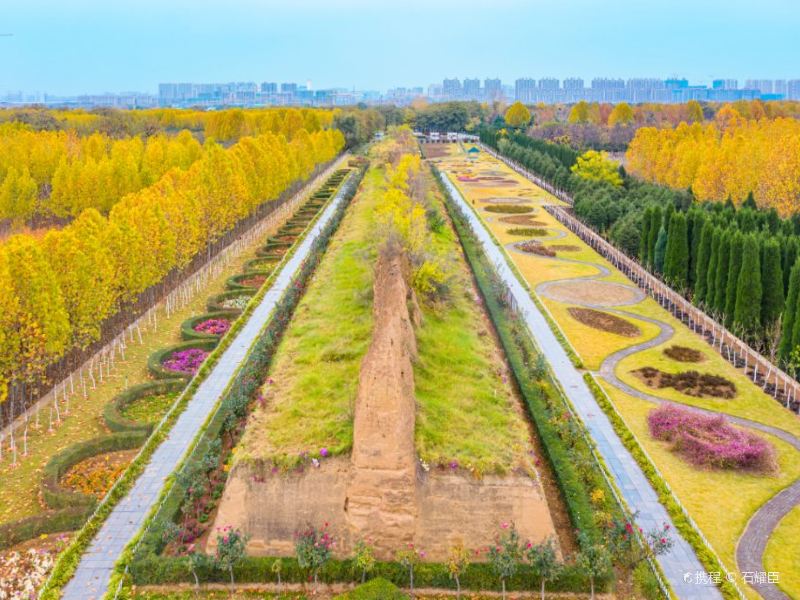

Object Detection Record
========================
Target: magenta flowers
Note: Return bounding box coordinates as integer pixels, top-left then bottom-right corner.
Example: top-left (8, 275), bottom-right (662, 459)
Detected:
top-left (163, 348), bottom-right (210, 375)
top-left (648, 404), bottom-right (776, 472)
top-left (194, 318), bottom-right (231, 336)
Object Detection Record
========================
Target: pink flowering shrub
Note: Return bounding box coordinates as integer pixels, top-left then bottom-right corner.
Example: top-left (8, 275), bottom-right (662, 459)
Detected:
top-left (648, 404), bottom-right (776, 472)
top-left (163, 348), bottom-right (210, 375)
top-left (194, 318), bottom-right (231, 336)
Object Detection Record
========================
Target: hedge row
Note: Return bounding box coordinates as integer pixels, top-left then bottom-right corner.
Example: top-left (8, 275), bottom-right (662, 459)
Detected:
top-left (583, 373), bottom-right (741, 600)
top-left (122, 167), bottom-right (366, 593)
top-left (104, 380), bottom-right (188, 435)
top-left (146, 339), bottom-right (220, 380)
top-left (39, 164), bottom-right (358, 600)
top-left (206, 289), bottom-right (255, 313)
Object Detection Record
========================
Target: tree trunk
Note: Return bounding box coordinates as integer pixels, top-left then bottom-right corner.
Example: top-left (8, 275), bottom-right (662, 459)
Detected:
top-left (501, 578), bottom-right (506, 600)
top-left (410, 567), bottom-right (414, 596)
top-left (229, 567), bottom-right (234, 598)
top-left (192, 571), bottom-right (199, 599)
top-left (590, 576), bottom-right (595, 600)
top-left (362, 569), bottom-right (366, 583)
top-left (541, 579), bottom-right (546, 600)
top-left (456, 576), bottom-right (461, 600)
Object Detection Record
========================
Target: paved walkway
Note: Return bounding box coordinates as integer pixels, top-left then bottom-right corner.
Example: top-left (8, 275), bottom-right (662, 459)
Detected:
top-left (439, 172), bottom-right (722, 600)
top-left (62, 168), bottom-right (355, 600)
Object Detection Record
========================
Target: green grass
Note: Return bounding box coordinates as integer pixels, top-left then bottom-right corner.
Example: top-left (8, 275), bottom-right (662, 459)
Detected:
top-left (763, 504), bottom-right (800, 597)
top-left (414, 173), bottom-right (533, 476)
top-left (120, 392), bottom-right (177, 424)
top-left (237, 169), bottom-right (378, 466)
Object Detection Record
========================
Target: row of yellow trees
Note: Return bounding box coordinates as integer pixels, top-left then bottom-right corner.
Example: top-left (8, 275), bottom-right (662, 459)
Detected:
top-left (0, 109), bottom-right (337, 222)
top-left (0, 127), bottom-right (344, 402)
top-left (626, 110), bottom-right (800, 215)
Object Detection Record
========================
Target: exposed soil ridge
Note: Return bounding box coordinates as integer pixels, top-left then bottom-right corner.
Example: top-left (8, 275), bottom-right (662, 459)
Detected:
top-left (346, 246), bottom-right (419, 557)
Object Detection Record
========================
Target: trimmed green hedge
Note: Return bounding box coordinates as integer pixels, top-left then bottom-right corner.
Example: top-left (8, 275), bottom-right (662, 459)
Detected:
top-left (206, 289), bottom-right (255, 313)
top-left (104, 380), bottom-right (187, 435)
top-left (225, 270), bottom-right (272, 292)
top-left (180, 311), bottom-right (240, 341)
top-left (147, 339), bottom-right (219, 380)
top-left (334, 578), bottom-right (407, 600)
top-left (41, 431), bottom-right (147, 511)
top-left (583, 373), bottom-right (740, 600)
top-left (130, 554), bottom-right (602, 593)
top-left (0, 507), bottom-right (89, 550)
top-left (242, 257), bottom-right (279, 273)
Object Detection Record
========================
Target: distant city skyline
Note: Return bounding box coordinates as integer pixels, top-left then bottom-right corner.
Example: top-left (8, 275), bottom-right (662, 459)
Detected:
top-left (2, 0), bottom-right (800, 96)
top-left (4, 75), bottom-right (799, 110)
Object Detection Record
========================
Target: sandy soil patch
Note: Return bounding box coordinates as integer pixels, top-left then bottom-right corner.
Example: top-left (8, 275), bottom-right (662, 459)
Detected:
top-left (541, 280), bottom-right (644, 307)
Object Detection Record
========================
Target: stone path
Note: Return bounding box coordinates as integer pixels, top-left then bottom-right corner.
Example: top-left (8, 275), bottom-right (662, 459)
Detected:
top-left (62, 169), bottom-right (355, 600)
top-left (484, 149), bottom-right (800, 600)
top-left (439, 172), bottom-right (721, 600)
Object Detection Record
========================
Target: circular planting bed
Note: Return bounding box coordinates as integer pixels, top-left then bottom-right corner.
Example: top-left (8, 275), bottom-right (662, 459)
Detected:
top-left (207, 289), bottom-right (255, 313)
top-left (256, 245), bottom-right (289, 258)
top-left (227, 271), bottom-right (270, 291)
top-left (181, 311), bottom-right (237, 340)
top-left (243, 257), bottom-right (278, 272)
top-left (663, 345), bottom-right (706, 363)
top-left (485, 204), bottom-right (535, 214)
top-left (507, 227), bottom-right (548, 237)
top-left (633, 367), bottom-right (737, 399)
top-left (648, 404), bottom-right (774, 471)
top-left (540, 280), bottom-right (645, 307)
top-left (567, 307), bottom-right (641, 337)
top-left (499, 215), bottom-right (548, 226)
top-left (61, 450), bottom-right (137, 500)
top-left (515, 240), bottom-right (556, 257)
top-left (148, 339), bottom-right (217, 379)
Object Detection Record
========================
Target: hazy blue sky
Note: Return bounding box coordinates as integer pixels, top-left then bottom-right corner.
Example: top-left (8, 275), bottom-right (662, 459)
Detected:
top-left (2, 0), bottom-right (799, 94)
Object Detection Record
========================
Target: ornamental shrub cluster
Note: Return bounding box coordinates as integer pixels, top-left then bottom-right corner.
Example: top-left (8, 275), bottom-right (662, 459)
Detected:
top-left (647, 404), bottom-right (776, 472)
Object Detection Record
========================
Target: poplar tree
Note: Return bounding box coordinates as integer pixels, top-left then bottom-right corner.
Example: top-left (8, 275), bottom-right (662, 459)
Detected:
top-left (694, 220), bottom-right (714, 302)
top-left (723, 232), bottom-right (745, 328)
top-left (761, 238), bottom-right (784, 329)
top-left (734, 235), bottom-right (763, 337)
top-left (664, 212), bottom-right (689, 290)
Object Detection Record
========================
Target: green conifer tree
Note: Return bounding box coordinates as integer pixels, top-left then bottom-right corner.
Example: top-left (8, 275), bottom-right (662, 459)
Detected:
top-left (779, 261), bottom-right (800, 363)
top-left (713, 230), bottom-right (731, 314)
top-left (694, 220), bottom-right (714, 302)
top-left (724, 232), bottom-right (745, 328)
top-left (705, 228), bottom-right (722, 308)
top-left (734, 235), bottom-right (763, 338)
top-left (664, 212), bottom-right (689, 290)
top-left (654, 226), bottom-right (668, 274)
top-left (761, 238), bottom-right (784, 329)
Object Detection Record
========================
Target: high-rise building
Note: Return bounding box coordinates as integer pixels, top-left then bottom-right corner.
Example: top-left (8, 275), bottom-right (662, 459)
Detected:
top-left (261, 82), bottom-right (277, 93)
top-left (788, 80), bottom-right (800, 100)
top-left (745, 79), bottom-right (774, 94)
top-left (484, 78), bottom-right (502, 100)
top-left (774, 80), bottom-right (787, 97)
top-left (712, 79), bottom-right (738, 90)
top-left (442, 78), bottom-right (461, 99)
top-left (563, 78), bottom-right (583, 90)
top-left (514, 78), bottom-right (536, 103)
top-left (463, 78), bottom-right (481, 100)
top-left (280, 82), bottom-right (298, 94)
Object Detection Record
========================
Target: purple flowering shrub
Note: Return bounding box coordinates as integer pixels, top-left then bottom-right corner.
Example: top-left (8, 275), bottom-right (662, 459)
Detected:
top-left (647, 404), bottom-right (776, 472)
top-left (194, 318), bottom-right (231, 336)
top-left (163, 348), bottom-right (210, 375)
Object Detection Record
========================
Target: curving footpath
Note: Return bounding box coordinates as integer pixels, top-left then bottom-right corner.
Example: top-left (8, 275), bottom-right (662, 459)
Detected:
top-left (440, 172), bottom-right (722, 600)
top-left (527, 243), bottom-right (799, 600)
top-left (62, 166), bottom-right (355, 600)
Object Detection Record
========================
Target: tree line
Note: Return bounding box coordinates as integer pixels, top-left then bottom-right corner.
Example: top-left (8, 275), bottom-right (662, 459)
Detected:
top-left (0, 127), bottom-right (344, 404)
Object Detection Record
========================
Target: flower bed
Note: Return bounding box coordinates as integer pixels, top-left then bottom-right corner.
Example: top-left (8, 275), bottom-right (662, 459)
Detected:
top-left (104, 380), bottom-right (187, 435)
top-left (207, 290), bottom-right (255, 313)
top-left (516, 240), bottom-right (556, 257)
top-left (243, 257), bottom-right (278, 273)
top-left (61, 450), bottom-right (136, 500)
top-left (181, 311), bottom-right (239, 341)
top-left (147, 340), bottom-right (218, 380)
top-left (647, 404), bottom-right (776, 472)
top-left (163, 349), bottom-right (210, 376)
top-left (226, 271), bottom-right (271, 291)
top-left (194, 318), bottom-right (231, 336)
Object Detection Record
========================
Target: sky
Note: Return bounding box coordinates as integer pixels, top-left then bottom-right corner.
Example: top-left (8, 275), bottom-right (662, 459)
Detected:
top-left (2, 0), bottom-right (800, 95)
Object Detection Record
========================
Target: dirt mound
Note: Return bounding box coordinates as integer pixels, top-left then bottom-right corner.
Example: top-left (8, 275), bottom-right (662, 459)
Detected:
top-left (485, 205), bottom-right (534, 214)
top-left (500, 215), bottom-right (547, 227)
top-left (516, 241), bottom-right (556, 257)
top-left (346, 249), bottom-right (419, 556)
top-left (567, 307), bottom-right (640, 337)
top-left (549, 244), bottom-right (580, 252)
top-left (633, 367), bottom-right (736, 399)
top-left (663, 345), bottom-right (705, 363)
